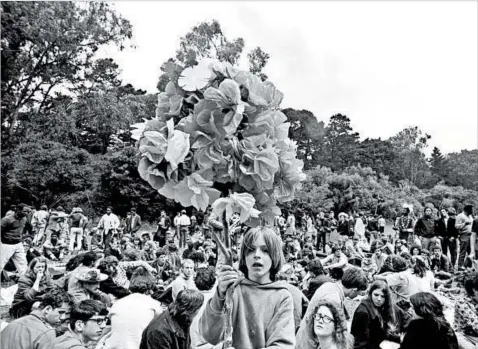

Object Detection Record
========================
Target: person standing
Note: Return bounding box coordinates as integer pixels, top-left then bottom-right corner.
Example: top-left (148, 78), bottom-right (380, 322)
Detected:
top-left (177, 210), bottom-right (191, 249)
top-left (378, 215), bottom-right (386, 234)
top-left (155, 210), bottom-right (171, 247)
top-left (68, 208), bottom-right (88, 253)
top-left (32, 205), bottom-right (49, 246)
top-left (395, 207), bottom-right (414, 245)
top-left (124, 207), bottom-right (142, 237)
top-left (97, 206), bottom-right (120, 249)
top-left (173, 212), bottom-right (181, 240)
top-left (414, 205), bottom-right (437, 251)
top-left (456, 204), bottom-right (475, 269)
top-left (0, 203), bottom-right (29, 275)
top-left (436, 207), bottom-right (459, 269)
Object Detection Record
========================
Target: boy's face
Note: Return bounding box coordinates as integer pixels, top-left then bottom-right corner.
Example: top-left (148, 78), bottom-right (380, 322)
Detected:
top-left (245, 234), bottom-right (272, 284)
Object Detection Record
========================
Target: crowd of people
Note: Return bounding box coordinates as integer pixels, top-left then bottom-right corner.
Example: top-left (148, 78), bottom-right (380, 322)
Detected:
top-left (1, 201), bottom-right (478, 349)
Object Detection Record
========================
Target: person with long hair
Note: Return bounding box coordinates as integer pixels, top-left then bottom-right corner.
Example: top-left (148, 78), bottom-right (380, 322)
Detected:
top-left (10, 256), bottom-right (55, 318)
top-left (140, 289), bottom-right (204, 349)
top-left (351, 280), bottom-right (411, 349)
top-left (199, 226), bottom-right (296, 349)
top-left (100, 266), bottom-right (162, 349)
top-left (400, 292), bottom-right (458, 349)
top-left (377, 256), bottom-right (434, 304)
top-left (297, 299), bottom-right (353, 349)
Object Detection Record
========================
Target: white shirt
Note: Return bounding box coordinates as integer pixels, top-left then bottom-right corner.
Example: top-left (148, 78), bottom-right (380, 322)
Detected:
top-left (178, 214), bottom-right (191, 227)
top-left (105, 293), bottom-right (162, 349)
top-left (32, 210), bottom-right (49, 227)
top-left (98, 213), bottom-right (120, 231)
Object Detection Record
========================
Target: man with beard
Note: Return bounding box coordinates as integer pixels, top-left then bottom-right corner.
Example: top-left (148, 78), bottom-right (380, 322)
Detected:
top-left (155, 210), bottom-right (171, 247)
top-left (414, 204), bottom-right (438, 251)
top-left (0, 203), bottom-right (30, 275)
top-left (1, 287), bottom-right (69, 349)
top-left (124, 207), bottom-right (142, 237)
top-left (395, 206), bottom-right (414, 245)
top-left (152, 249), bottom-right (174, 283)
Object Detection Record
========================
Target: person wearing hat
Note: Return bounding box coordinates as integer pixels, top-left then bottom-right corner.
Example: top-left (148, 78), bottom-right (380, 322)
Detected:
top-left (68, 207), bottom-right (88, 253)
top-left (435, 207), bottom-right (459, 268)
top-left (456, 204), bottom-right (475, 269)
top-left (414, 204), bottom-right (438, 252)
top-left (32, 205), bottom-right (49, 246)
top-left (44, 207), bottom-right (69, 243)
top-left (69, 269), bottom-right (111, 306)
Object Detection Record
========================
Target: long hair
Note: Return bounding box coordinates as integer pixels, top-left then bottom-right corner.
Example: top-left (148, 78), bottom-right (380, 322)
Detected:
top-left (308, 299), bottom-right (353, 349)
top-left (412, 256), bottom-right (428, 278)
top-left (168, 289), bottom-right (204, 326)
top-left (410, 292), bottom-right (450, 332)
top-left (368, 280), bottom-right (396, 328)
top-left (129, 266), bottom-right (155, 294)
top-left (238, 226), bottom-right (285, 282)
top-left (27, 257), bottom-right (49, 278)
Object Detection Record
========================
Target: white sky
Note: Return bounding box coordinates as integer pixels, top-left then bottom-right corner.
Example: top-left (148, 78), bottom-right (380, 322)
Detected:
top-left (105, 1), bottom-right (478, 154)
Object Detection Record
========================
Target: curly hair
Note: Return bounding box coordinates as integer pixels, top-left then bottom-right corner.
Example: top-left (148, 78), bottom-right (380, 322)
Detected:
top-left (412, 256), bottom-right (429, 278)
top-left (169, 289), bottom-right (204, 326)
top-left (308, 299), bottom-right (353, 349)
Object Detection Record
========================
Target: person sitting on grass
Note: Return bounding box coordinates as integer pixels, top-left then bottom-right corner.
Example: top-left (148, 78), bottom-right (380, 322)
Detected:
top-left (51, 299), bottom-right (108, 349)
top-left (10, 256), bottom-right (55, 319)
top-left (2, 287), bottom-right (69, 349)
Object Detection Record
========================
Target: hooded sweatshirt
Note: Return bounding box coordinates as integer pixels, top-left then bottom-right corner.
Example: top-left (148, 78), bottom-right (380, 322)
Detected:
top-left (199, 278), bottom-right (295, 349)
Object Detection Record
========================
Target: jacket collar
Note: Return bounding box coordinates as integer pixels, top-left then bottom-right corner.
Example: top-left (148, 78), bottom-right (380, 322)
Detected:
top-left (165, 310), bottom-right (187, 339)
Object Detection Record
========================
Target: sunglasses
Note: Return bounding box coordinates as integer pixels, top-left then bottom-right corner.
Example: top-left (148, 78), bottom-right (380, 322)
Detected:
top-left (314, 313), bottom-right (334, 324)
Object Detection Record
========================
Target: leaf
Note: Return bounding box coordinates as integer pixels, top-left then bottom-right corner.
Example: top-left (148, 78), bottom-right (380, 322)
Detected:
top-left (167, 95), bottom-right (183, 117)
top-left (223, 110), bottom-right (243, 135)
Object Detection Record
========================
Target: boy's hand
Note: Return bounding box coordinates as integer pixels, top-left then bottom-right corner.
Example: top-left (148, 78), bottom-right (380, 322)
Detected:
top-left (217, 264), bottom-right (239, 298)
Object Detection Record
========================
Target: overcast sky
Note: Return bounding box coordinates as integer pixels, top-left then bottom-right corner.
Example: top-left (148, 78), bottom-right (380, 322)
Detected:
top-left (105, 1), bottom-right (477, 154)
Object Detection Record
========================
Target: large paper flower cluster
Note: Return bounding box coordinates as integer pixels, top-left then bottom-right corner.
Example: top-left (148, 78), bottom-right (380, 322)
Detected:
top-left (132, 59), bottom-right (306, 226)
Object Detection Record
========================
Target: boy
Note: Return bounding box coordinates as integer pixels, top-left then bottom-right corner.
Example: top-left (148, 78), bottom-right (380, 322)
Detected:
top-left (199, 226), bottom-right (295, 348)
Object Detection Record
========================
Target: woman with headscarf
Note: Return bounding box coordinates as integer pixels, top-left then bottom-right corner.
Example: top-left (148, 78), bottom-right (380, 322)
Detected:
top-left (10, 256), bottom-right (54, 319)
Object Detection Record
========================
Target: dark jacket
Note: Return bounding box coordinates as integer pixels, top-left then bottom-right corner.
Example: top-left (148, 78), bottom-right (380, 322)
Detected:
top-left (400, 318), bottom-right (458, 349)
top-left (10, 271), bottom-right (54, 319)
top-left (435, 217), bottom-right (458, 238)
top-left (99, 276), bottom-right (130, 299)
top-left (351, 298), bottom-right (411, 349)
top-left (414, 216), bottom-right (436, 238)
top-left (125, 213), bottom-right (142, 234)
top-left (140, 308), bottom-right (191, 349)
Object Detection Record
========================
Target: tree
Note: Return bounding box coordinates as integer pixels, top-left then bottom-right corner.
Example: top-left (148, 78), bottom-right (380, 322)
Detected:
top-left (356, 138), bottom-right (402, 183)
top-left (1, 140), bottom-right (103, 209)
top-left (248, 47), bottom-right (270, 81)
top-left (157, 20), bottom-right (271, 93)
top-left (317, 114), bottom-right (360, 171)
top-left (440, 150), bottom-right (478, 191)
top-left (389, 126), bottom-right (432, 187)
top-left (1, 2), bottom-right (132, 147)
top-left (283, 108), bottom-right (325, 170)
top-left (94, 147), bottom-right (176, 221)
